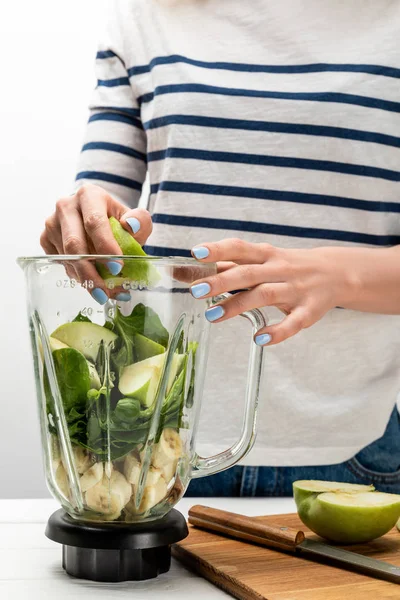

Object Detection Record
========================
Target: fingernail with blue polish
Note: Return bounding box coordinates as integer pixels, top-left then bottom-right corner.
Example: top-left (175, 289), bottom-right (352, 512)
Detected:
top-left (126, 217), bottom-right (141, 234)
top-left (192, 247), bottom-right (209, 260)
top-left (205, 305), bottom-right (225, 322)
top-left (255, 333), bottom-right (272, 346)
top-left (91, 288), bottom-right (108, 305)
top-left (107, 261), bottom-right (122, 276)
top-left (191, 282), bottom-right (211, 299)
top-left (116, 292), bottom-right (131, 302)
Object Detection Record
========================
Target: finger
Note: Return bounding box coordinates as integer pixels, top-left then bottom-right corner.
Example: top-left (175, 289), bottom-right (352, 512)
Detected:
top-left (191, 238), bottom-right (275, 265)
top-left (62, 261), bottom-right (79, 282)
top-left (204, 283), bottom-right (291, 323)
top-left (253, 308), bottom-right (311, 346)
top-left (40, 231), bottom-right (58, 255)
top-left (57, 197), bottom-right (122, 293)
top-left (78, 185), bottom-right (123, 256)
top-left (190, 264), bottom-right (285, 299)
top-left (217, 261), bottom-right (237, 273)
top-left (44, 215), bottom-right (64, 254)
top-left (119, 207), bottom-right (153, 246)
top-left (171, 263), bottom-right (216, 285)
top-left (57, 199), bottom-right (90, 255)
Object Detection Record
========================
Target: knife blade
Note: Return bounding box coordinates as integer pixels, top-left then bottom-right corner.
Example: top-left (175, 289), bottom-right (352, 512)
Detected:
top-left (188, 505), bottom-right (400, 584)
top-left (297, 538), bottom-right (400, 583)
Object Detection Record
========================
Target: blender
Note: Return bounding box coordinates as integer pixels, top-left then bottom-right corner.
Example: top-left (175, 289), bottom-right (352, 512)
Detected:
top-left (18, 254), bottom-right (265, 582)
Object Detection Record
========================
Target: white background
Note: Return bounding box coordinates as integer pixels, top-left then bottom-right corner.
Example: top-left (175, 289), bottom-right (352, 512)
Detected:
top-left (0, 0), bottom-right (150, 498)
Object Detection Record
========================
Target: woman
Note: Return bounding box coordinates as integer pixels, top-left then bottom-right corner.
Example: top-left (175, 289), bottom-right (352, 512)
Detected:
top-left (41, 0), bottom-right (400, 497)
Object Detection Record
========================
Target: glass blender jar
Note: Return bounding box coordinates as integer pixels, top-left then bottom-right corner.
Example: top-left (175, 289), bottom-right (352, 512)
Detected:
top-left (18, 255), bottom-right (265, 581)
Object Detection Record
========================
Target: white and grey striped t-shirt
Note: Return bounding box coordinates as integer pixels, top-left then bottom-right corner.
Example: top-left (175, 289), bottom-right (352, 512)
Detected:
top-left (76, 0), bottom-right (400, 467)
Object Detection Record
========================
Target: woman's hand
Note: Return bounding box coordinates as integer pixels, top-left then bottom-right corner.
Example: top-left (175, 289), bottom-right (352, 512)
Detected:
top-left (40, 183), bottom-right (153, 304)
top-left (189, 239), bottom-right (359, 346)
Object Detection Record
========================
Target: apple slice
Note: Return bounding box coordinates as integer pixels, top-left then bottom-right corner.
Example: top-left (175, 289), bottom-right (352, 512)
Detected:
top-left (97, 217), bottom-right (161, 287)
top-left (293, 479), bottom-right (374, 506)
top-left (296, 489), bottom-right (400, 544)
top-left (119, 365), bottom-right (160, 407)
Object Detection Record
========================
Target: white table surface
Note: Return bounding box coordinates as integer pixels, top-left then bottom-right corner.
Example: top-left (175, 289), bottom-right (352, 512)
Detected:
top-left (0, 497), bottom-right (296, 599)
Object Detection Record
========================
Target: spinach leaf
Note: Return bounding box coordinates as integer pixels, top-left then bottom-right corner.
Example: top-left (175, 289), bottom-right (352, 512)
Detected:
top-left (52, 348), bottom-right (91, 412)
top-left (115, 304), bottom-right (169, 349)
top-left (132, 304), bottom-right (169, 347)
top-left (73, 312), bottom-right (92, 323)
top-left (113, 310), bottom-right (135, 365)
top-left (114, 397), bottom-right (141, 423)
top-left (155, 363), bottom-right (187, 441)
top-left (186, 342), bottom-right (198, 409)
top-left (103, 320), bottom-right (115, 332)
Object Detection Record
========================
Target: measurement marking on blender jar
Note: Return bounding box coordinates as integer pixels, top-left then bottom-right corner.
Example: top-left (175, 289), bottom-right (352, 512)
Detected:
top-left (56, 279), bottom-right (94, 289)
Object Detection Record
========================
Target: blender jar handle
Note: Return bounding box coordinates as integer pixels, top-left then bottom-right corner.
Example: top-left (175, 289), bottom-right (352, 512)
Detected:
top-left (191, 293), bottom-right (266, 479)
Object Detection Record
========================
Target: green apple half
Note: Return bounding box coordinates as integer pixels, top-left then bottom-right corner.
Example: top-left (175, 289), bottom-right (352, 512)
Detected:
top-left (97, 217), bottom-right (161, 287)
top-left (293, 480), bottom-right (400, 544)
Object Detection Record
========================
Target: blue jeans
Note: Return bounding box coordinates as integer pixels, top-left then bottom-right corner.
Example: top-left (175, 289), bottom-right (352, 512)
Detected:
top-left (186, 407), bottom-right (400, 497)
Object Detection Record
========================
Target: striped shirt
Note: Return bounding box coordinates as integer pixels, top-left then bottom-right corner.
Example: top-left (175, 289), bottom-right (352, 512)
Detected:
top-left (76, 0), bottom-right (400, 466)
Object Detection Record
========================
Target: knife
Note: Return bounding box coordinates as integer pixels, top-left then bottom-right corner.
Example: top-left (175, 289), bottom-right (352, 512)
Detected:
top-left (188, 505), bottom-right (400, 584)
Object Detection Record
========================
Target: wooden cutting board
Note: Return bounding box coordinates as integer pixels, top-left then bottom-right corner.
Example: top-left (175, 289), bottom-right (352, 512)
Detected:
top-left (172, 512), bottom-right (400, 600)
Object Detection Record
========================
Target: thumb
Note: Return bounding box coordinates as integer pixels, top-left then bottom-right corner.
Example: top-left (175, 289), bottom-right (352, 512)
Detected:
top-left (119, 208), bottom-right (153, 247)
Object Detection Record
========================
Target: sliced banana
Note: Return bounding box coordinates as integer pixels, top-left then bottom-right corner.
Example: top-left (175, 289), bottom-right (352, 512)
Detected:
top-left (50, 435), bottom-right (61, 473)
top-left (141, 478), bottom-right (168, 512)
top-left (152, 429), bottom-right (183, 469)
top-left (55, 464), bottom-right (70, 500)
top-left (124, 452), bottom-right (163, 487)
top-left (85, 480), bottom-right (124, 518)
top-left (147, 466), bottom-right (162, 486)
top-left (124, 453), bottom-right (142, 485)
top-left (110, 470), bottom-right (132, 506)
top-left (126, 478), bottom-right (168, 515)
top-left (72, 446), bottom-right (93, 475)
top-left (80, 462), bottom-right (104, 493)
top-left (161, 461), bottom-right (177, 486)
top-left (85, 471), bottom-right (131, 520)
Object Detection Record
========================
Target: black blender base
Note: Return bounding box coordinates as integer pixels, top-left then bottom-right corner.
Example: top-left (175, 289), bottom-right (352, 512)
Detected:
top-left (46, 509), bottom-right (189, 582)
top-left (62, 545), bottom-right (171, 582)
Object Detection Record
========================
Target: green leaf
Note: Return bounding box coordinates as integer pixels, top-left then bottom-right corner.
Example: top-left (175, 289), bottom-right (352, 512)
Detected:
top-left (131, 304), bottom-right (169, 347)
top-left (114, 304), bottom-right (169, 349)
top-left (73, 312), bottom-right (92, 323)
top-left (114, 397), bottom-right (141, 423)
top-left (155, 365), bottom-right (187, 441)
top-left (52, 348), bottom-right (91, 413)
top-left (186, 342), bottom-right (199, 409)
top-left (66, 406), bottom-right (85, 423)
top-left (103, 320), bottom-right (115, 332)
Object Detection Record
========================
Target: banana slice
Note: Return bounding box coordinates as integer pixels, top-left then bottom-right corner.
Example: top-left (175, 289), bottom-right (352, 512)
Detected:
top-left (85, 471), bottom-right (131, 520)
top-left (55, 464), bottom-right (70, 500)
top-left (161, 461), bottom-right (177, 486)
top-left (126, 478), bottom-right (168, 515)
top-left (124, 453), bottom-right (142, 485)
top-left (72, 446), bottom-right (93, 475)
top-left (80, 462), bottom-right (104, 493)
top-left (152, 429), bottom-right (183, 469)
top-left (141, 478), bottom-right (168, 512)
top-left (85, 479), bottom-right (124, 519)
top-left (124, 453), bottom-right (163, 487)
top-left (110, 470), bottom-right (132, 506)
top-left (147, 466), bottom-right (162, 486)
top-left (50, 435), bottom-right (61, 473)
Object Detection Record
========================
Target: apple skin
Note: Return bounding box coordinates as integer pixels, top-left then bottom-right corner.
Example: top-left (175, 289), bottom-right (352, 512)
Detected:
top-left (97, 217), bottom-right (160, 287)
top-left (296, 492), bottom-right (400, 544)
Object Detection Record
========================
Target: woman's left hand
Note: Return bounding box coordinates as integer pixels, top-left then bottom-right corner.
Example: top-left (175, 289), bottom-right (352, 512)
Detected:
top-left (189, 238), bottom-right (357, 346)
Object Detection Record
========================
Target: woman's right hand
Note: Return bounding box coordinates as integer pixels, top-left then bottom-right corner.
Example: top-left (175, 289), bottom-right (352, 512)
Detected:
top-left (40, 183), bottom-right (153, 304)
